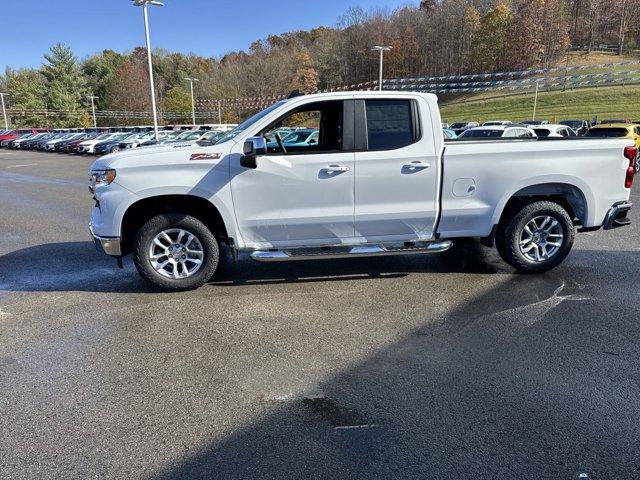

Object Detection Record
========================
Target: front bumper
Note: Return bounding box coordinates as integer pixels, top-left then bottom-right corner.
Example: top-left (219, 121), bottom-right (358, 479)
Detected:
top-left (90, 225), bottom-right (122, 256)
top-left (603, 201), bottom-right (632, 230)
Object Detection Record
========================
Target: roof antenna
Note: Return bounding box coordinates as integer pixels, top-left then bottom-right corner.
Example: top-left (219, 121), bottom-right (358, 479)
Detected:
top-left (287, 90), bottom-right (303, 99)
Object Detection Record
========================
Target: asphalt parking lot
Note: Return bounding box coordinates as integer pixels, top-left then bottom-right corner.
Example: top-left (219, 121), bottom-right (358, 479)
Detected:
top-left (1, 149), bottom-right (640, 479)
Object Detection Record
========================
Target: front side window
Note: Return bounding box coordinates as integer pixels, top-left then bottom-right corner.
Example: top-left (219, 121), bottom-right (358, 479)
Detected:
top-left (365, 99), bottom-right (415, 150)
top-left (261, 100), bottom-right (343, 155)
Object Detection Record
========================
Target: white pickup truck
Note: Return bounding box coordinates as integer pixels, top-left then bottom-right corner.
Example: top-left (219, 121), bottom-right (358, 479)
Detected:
top-left (89, 91), bottom-right (636, 291)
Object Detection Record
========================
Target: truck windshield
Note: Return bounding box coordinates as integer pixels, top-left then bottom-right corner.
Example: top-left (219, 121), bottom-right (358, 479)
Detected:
top-left (586, 128), bottom-right (629, 138)
top-left (214, 100), bottom-right (288, 145)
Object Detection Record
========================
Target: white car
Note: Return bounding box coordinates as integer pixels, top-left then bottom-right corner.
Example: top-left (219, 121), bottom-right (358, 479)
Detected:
top-left (482, 120), bottom-right (513, 126)
top-left (44, 132), bottom-right (83, 151)
top-left (78, 132), bottom-right (126, 154)
top-left (457, 125), bottom-right (537, 139)
top-left (532, 124), bottom-right (578, 138)
top-left (89, 91), bottom-right (635, 291)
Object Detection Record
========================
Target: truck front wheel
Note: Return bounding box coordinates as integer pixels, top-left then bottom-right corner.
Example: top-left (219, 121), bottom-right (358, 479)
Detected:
top-left (133, 213), bottom-right (220, 291)
top-left (496, 201), bottom-right (575, 273)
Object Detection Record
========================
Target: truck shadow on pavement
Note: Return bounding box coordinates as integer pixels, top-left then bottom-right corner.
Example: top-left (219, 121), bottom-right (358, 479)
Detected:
top-left (152, 247), bottom-right (640, 480)
top-left (0, 239), bottom-right (503, 293)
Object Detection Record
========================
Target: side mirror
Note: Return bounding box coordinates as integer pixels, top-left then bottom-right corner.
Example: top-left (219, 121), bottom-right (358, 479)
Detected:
top-left (241, 136), bottom-right (267, 169)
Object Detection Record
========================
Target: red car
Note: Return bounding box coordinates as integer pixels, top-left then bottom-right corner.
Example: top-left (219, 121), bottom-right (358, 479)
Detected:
top-left (0, 128), bottom-right (46, 147)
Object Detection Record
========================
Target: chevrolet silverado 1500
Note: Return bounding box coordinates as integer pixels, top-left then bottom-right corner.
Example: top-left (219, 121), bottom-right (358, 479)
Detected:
top-left (89, 91), bottom-right (636, 291)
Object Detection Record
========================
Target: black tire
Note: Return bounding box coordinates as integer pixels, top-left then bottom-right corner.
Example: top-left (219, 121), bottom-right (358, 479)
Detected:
top-left (496, 200), bottom-right (575, 273)
top-left (133, 213), bottom-right (219, 291)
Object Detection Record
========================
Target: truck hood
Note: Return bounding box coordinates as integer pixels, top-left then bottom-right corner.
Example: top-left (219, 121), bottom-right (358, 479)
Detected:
top-left (89, 141), bottom-right (233, 171)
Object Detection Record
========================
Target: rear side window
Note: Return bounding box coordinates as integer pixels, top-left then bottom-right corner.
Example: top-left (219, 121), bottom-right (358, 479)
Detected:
top-left (365, 100), bottom-right (415, 150)
top-left (534, 129), bottom-right (551, 137)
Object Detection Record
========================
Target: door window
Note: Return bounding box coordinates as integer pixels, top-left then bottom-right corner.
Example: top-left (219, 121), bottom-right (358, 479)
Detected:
top-left (261, 101), bottom-right (343, 155)
top-left (365, 100), bottom-right (416, 150)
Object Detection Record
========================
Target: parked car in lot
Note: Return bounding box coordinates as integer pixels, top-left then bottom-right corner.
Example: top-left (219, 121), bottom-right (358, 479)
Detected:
top-left (532, 125), bottom-right (578, 138)
top-left (78, 132), bottom-right (126, 154)
top-left (89, 91), bottom-right (635, 291)
top-left (197, 131), bottom-right (224, 147)
top-left (521, 120), bottom-right (550, 127)
top-left (136, 130), bottom-right (182, 148)
top-left (9, 132), bottom-right (47, 149)
top-left (94, 133), bottom-right (138, 155)
top-left (164, 130), bottom-right (210, 145)
top-left (457, 125), bottom-right (537, 139)
top-left (44, 133), bottom-right (84, 151)
top-left (560, 119), bottom-right (590, 136)
top-left (56, 133), bottom-right (94, 152)
top-left (482, 120), bottom-right (513, 126)
top-left (118, 131), bottom-right (157, 150)
top-left (267, 128), bottom-right (319, 150)
top-left (585, 123), bottom-right (640, 148)
top-left (0, 129), bottom-right (44, 147)
top-left (442, 128), bottom-right (458, 140)
top-left (67, 134), bottom-right (99, 153)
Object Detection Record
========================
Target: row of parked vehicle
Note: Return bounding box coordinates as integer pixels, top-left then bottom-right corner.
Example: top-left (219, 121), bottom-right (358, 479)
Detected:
top-left (441, 119), bottom-right (640, 147)
top-left (0, 124), bottom-right (237, 155)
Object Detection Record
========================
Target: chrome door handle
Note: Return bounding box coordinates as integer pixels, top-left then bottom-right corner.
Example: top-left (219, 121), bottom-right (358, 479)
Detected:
top-left (404, 161), bottom-right (431, 171)
top-left (322, 165), bottom-right (350, 174)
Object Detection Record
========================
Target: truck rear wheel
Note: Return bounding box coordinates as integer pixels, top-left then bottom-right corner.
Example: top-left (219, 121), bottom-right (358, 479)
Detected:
top-left (133, 213), bottom-right (220, 291)
top-left (496, 200), bottom-right (575, 273)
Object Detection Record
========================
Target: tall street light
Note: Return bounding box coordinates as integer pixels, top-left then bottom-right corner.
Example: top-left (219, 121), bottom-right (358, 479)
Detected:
top-left (0, 93), bottom-right (8, 129)
top-left (372, 46), bottom-right (392, 91)
top-left (184, 77), bottom-right (199, 125)
top-left (87, 95), bottom-right (98, 129)
top-left (133, 0), bottom-right (164, 141)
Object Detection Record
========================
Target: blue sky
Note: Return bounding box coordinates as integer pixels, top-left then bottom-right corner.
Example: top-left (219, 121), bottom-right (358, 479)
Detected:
top-left (3, 0), bottom-right (416, 71)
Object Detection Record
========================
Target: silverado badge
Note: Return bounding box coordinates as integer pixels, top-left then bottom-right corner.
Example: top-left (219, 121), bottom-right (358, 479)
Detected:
top-left (190, 152), bottom-right (222, 161)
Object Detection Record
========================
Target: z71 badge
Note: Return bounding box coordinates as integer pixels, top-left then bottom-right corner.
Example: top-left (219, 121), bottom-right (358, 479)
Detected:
top-left (190, 152), bottom-right (222, 161)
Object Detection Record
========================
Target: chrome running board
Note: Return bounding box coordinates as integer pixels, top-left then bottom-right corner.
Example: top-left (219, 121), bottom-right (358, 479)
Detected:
top-left (250, 240), bottom-right (453, 263)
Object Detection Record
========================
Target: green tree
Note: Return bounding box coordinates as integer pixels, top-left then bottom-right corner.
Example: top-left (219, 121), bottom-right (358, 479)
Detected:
top-left (163, 86), bottom-right (192, 123)
top-left (7, 69), bottom-right (47, 127)
top-left (471, 3), bottom-right (513, 72)
top-left (42, 43), bottom-right (87, 127)
top-left (82, 49), bottom-right (124, 116)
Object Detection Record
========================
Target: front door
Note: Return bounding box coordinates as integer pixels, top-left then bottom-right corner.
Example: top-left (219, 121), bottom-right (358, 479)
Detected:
top-left (230, 99), bottom-right (355, 249)
top-left (353, 97), bottom-right (440, 242)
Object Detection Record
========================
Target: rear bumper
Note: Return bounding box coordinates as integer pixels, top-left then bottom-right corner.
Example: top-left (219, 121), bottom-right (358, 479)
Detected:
top-left (90, 225), bottom-right (122, 257)
top-left (603, 201), bottom-right (632, 230)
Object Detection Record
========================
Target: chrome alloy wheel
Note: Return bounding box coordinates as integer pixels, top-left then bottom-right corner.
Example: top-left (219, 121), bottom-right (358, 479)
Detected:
top-left (148, 229), bottom-right (204, 279)
top-left (519, 215), bottom-right (564, 262)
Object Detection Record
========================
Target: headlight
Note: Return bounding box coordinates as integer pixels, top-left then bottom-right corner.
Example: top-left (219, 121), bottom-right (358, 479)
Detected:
top-left (89, 169), bottom-right (117, 193)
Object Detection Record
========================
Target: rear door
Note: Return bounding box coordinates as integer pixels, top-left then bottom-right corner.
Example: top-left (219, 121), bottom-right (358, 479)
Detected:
top-left (353, 96), bottom-right (440, 242)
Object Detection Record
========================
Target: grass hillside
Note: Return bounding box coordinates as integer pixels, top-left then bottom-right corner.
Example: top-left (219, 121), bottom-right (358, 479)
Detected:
top-left (440, 84), bottom-right (640, 123)
top-left (439, 52), bottom-right (640, 123)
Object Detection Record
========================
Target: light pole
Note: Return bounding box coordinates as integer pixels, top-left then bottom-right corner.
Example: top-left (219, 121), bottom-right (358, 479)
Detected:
top-left (87, 95), bottom-right (98, 128)
top-left (184, 77), bottom-right (199, 125)
top-left (372, 46), bottom-right (392, 91)
top-left (133, 0), bottom-right (164, 141)
top-left (533, 80), bottom-right (541, 121)
top-left (0, 93), bottom-right (9, 130)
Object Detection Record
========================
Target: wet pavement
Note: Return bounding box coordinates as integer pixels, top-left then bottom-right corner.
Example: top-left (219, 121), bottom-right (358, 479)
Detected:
top-left (1, 150), bottom-right (639, 479)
